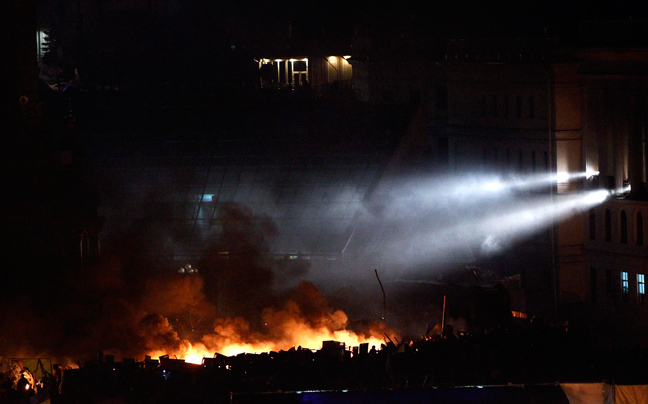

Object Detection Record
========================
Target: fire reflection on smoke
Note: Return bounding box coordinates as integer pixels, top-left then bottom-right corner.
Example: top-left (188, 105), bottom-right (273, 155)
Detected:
top-left (143, 279), bottom-right (390, 363)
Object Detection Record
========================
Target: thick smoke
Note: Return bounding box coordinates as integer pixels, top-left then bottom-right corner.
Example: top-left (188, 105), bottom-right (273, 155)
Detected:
top-left (0, 202), bottom-right (392, 366)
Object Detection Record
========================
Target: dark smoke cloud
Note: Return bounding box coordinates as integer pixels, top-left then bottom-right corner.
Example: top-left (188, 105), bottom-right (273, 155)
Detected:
top-left (1, 201), bottom-right (394, 365)
top-left (200, 203), bottom-right (280, 326)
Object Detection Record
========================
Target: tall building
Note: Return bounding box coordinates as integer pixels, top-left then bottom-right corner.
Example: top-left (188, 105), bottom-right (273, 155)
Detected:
top-left (27, 0), bottom-right (648, 340)
top-left (350, 20), bottom-right (648, 341)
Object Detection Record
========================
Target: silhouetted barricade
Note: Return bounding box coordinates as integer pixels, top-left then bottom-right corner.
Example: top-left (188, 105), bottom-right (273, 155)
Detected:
top-left (40, 325), bottom-right (648, 403)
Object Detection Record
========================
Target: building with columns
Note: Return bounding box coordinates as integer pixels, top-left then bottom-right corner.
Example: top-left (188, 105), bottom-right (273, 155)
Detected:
top-left (349, 24), bottom-right (648, 340)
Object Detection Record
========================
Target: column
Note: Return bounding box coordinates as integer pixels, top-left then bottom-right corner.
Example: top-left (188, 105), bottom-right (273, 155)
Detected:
top-left (628, 89), bottom-right (645, 198)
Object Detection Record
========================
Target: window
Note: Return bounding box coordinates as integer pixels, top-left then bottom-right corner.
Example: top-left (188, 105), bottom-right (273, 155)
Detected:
top-left (528, 96), bottom-right (535, 118)
top-left (621, 271), bottom-right (629, 303)
top-left (637, 212), bottom-right (644, 246)
top-left (589, 209), bottom-right (596, 240)
top-left (590, 268), bottom-right (597, 304)
top-left (605, 269), bottom-right (613, 294)
top-left (605, 209), bottom-right (612, 242)
top-left (620, 211), bottom-right (628, 243)
top-left (293, 60), bottom-right (307, 71)
top-left (37, 31), bottom-right (48, 64)
top-left (638, 274), bottom-right (645, 304)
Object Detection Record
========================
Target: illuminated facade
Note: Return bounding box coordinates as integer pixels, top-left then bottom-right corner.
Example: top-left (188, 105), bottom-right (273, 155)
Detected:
top-left (257, 55), bottom-right (352, 93)
top-left (30, 0), bottom-right (648, 338)
top-left (577, 48), bottom-right (648, 342)
top-left (349, 31), bottom-right (648, 337)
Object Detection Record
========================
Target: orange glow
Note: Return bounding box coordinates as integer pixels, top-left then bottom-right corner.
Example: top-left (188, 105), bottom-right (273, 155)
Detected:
top-left (145, 303), bottom-right (391, 363)
top-left (148, 323), bottom-right (387, 363)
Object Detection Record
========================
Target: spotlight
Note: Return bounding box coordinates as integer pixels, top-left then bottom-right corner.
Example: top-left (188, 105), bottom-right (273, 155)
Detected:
top-left (556, 172), bottom-right (570, 183)
top-left (581, 190), bottom-right (611, 206)
top-left (482, 179), bottom-right (505, 193)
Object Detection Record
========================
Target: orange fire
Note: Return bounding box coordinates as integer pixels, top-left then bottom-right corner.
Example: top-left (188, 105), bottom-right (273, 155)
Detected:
top-left (141, 282), bottom-right (392, 364)
top-left (147, 313), bottom-right (389, 364)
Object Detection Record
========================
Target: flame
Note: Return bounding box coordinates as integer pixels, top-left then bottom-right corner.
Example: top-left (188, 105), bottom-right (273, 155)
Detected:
top-left (144, 306), bottom-right (391, 363)
top-left (137, 281), bottom-right (395, 363)
top-left (148, 324), bottom-right (387, 363)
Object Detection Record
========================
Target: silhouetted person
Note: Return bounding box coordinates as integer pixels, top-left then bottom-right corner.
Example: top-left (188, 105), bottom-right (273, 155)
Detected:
top-left (442, 324), bottom-right (457, 340)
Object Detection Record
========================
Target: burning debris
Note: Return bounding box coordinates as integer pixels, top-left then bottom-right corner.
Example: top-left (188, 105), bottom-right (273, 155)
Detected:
top-left (0, 204), bottom-right (395, 377)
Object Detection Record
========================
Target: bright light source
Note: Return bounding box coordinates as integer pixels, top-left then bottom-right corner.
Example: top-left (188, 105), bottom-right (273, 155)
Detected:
top-left (184, 355), bottom-right (203, 365)
top-left (580, 190), bottom-right (610, 206)
top-left (586, 170), bottom-right (599, 179)
top-left (483, 180), bottom-right (504, 192)
top-left (556, 172), bottom-right (570, 183)
top-left (178, 263), bottom-right (198, 274)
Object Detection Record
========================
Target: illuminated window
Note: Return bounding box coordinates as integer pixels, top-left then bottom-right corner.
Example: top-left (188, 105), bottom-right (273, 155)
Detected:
top-left (637, 212), bottom-right (644, 246)
top-left (638, 274), bottom-right (645, 304)
top-left (621, 271), bottom-right (629, 302)
top-left (37, 31), bottom-right (48, 63)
